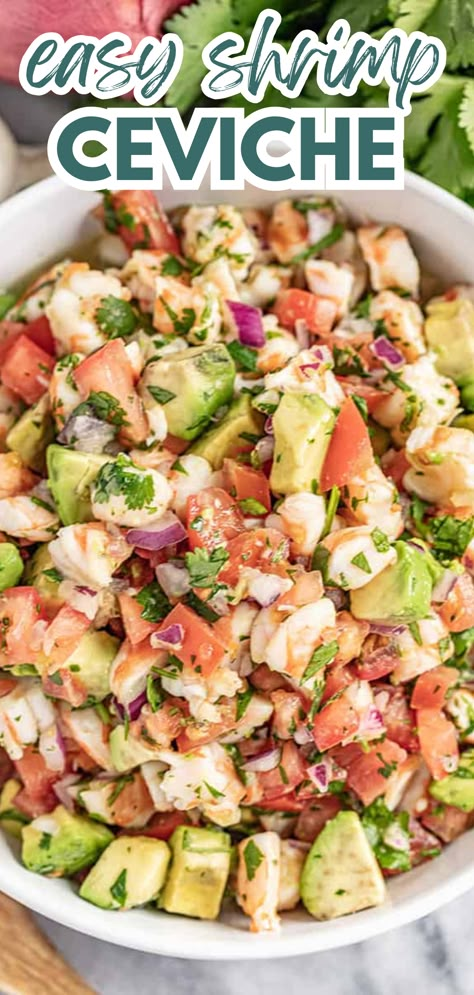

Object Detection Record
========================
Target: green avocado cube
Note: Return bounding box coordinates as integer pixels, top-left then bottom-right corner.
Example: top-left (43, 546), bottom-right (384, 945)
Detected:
top-left (0, 779), bottom-right (29, 838)
top-left (430, 750), bottom-right (474, 812)
top-left (23, 544), bottom-right (65, 614)
top-left (425, 298), bottom-right (474, 384)
top-left (270, 393), bottom-right (335, 495)
top-left (140, 343), bottom-right (235, 440)
top-left (350, 540), bottom-right (435, 625)
top-left (159, 825), bottom-right (231, 920)
top-left (47, 445), bottom-right (108, 525)
top-left (7, 394), bottom-right (54, 472)
top-left (300, 811), bottom-right (386, 920)
top-left (109, 725), bottom-right (160, 773)
top-left (190, 394), bottom-right (264, 468)
top-left (80, 835), bottom-right (170, 910)
top-left (0, 543), bottom-right (23, 591)
top-left (21, 805), bottom-right (113, 877)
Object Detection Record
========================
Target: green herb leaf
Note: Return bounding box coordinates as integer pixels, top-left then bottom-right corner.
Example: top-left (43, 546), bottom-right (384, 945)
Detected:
top-left (93, 455), bottom-right (156, 511)
top-left (76, 391), bottom-right (128, 428)
top-left (301, 640), bottom-right (338, 684)
top-left (351, 551), bottom-right (372, 574)
top-left (136, 581), bottom-right (172, 623)
top-left (226, 340), bottom-right (258, 372)
top-left (148, 385), bottom-right (177, 405)
top-left (238, 498), bottom-right (268, 515)
top-left (291, 223), bottom-right (344, 263)
top-left (430, 515), bottom-right (474, 560)
top-left (110, 868), bottom-right (128, 908)
top-left (371, 527), bottom-right (390, 553)
top-left (185, 546), bottom-right (229, 588)
top-left (161, 254), bottom-right (186, 276)
top-left (236, 686), bottom-right (253, 722)
top-left (184, 591), bottom-right (220, 623)
top-left (243, 838), bottom-right (264, 881)
top-left (96, 296), bottom-right (137, 339)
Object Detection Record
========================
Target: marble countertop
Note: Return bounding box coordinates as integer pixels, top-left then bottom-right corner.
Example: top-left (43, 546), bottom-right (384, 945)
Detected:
top-left (35, 890), bottom-right (473, 995)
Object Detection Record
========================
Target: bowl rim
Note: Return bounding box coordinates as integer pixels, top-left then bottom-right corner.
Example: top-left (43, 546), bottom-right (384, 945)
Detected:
top-left (1, 168), bottom-right (474, 959)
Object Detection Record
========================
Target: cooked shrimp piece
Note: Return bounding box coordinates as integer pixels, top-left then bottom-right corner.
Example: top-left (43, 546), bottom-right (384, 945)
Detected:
top-left (276, 492), bottom-right (326, 555)
top-left (268, 199), bottom-right (335, 264)
top-left (0, 385), bottom-right (22, 449)
top-left (167, 454), bottom-right (217, 519)
top-left (158, 741), bottom-right (246, 826)
top-left (140, 760), bottom-right (174, 811)
top-left (404, 425), bottom-right (474, 508)
top-left (80, 772), bottom-right (154, 827)
top-left (240, 264), bottom-right (292, 308)
top-left (305, 260), bottom-right (354, 319)
top-left (131, 700), bottom-right (184, 750)
top-left (193, 257), bottom-right (239, 302)
top-left (0, 683), bottom-right (54, 760)
top-left (251, 597), bottom-right (336, 687)
top-left (256, 326), bottom-right (300, 374)
top-left (374, 355), bottom-right (459, 447)
top-left (342, 462), bottom-right (403, 539)
top-left (357, 225), bottom-right (420, 297)
top-left (13, 262), bottom-right (66, 322)
top-left (369, 291), bottom-right (426, 362)
top-left (322, 229), bottom-right (368, 304)
top-left (49, 522), bottom-right (131, 589)
top-left (110, 639), bottom-right (166, 708)
top-left (60, 704), bottom-right (113, 770)
top-left (391, 614), bottom-right (452, 682)
top-left (46, 262), bottom-right (131, 355)
top-left (236, 831), bottom-right (281, 932)
top-left (0, 494), bottom-right (58, 541)
top-left (181, 205), bottom-right (257, 278)
top-left (320, 526), bottom-right (396, 590)
top-left (264, 346), bottom-right (344, 408)
top-left (49, 353), bottom-right (83, 427)
top-left (90, 457), bottom-right (172, 528)
top-left (153, 275), bottom-right (221, 344)
top-left (278, 840), bottom-right (306, 911)
top-left (0, 452), bottom-right (38, 499)
top-left (322, 610), bottom-right (369, 666)
top-left (121, 249), bottom-right (186, 311)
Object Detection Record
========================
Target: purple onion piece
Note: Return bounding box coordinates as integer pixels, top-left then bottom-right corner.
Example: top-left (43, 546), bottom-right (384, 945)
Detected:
top-left (151, 623), bottom-right (184, 649)
top-left (226, 300), bottom-right (265, 348)
top-left (112, 690), bottom-right (147, 722)
top-left (307, 761), bottom-right (329, 792)
top-left (264, 416), bottom-right (274, 435)
top-left (369, 622), bottom-right (407, 636)
top-left (126, 512), bottom-right (186, 550)
top-left (371, 335), bottom-right (405, 371)
top-left (243, 747), bottom-right (281, 773)
top-left (57, 412), bottom-right (116, 453)
top-left (294, 319), bottom-right (310, 351)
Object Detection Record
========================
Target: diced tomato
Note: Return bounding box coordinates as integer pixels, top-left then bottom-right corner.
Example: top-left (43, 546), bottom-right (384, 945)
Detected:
top-left (1, 334), bottom-right (54, 405)
top-left (337, 379), bottom-right (386, 414)
top-left (355, 645), bottom-right (398, 681)
top-left (411, 666), bottom-right (458, 710)
top-left (163, 433), bottom-right (189, 456)
top-left (345, 739), bottom-right (407, 806)
top-left (222, 460), bottom-right (271, 513)
top-left (383, 449), bottom-right (410, 489)
top-left (73, 339), bottom-right (148, 446)
top-left (156, 603), bottom-right (227, 678)
top-left (439, 573), bottom-right (474, 632)
top-left (186, 487), bottom-right (245, 552)
top-left (407, 817), bottom-right (442, 868)
top-left (417, 708), bottom-right (459, 781)
top-left (249, 663), bottom-right (291, 694)
top-left (14, 746), bottom-right (58, 811)
top-left (102, 191), bottom-right (180, 254)
top-left (321, 664), bottom-right (355, 704)
top-left (118, 592), bottom-right (159, 646)
top-left (378, 685), bottom-right (419, 752)
top-left (320, 398), bottom-right (373, 492)
top-left (219, 528), bottom-right (290, 588)
top-left (258, 741), bottom-right (306, 800)
top-left (140, 810), bottom-right (190, 840)
top-left (294, 796), bottom-right (342, 842)
top-left (312, 693), bottom-right (359, 751)
top-left (421, 799), bottom-right (472, 843)
top-left (108, 772), bottom-right (153, 828)
top-left (273, 289), bottom-right (337, 336)
top-left (256, 790), bottom-right (306, 813)
top-left (0, 747), bottom-right (12, 787)
top-left (0, 587), bottom-right (46, 669)
top-left (0, 316), bottom-right (55, 367)
top-left (0, 676), bottom-right (17, 697)
top-left (42, 605), bottom-right (91, 667)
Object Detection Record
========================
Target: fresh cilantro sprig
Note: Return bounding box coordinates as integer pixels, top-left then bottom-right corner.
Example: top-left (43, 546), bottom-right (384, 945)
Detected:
top-left (93, 455), bottom-right (156, 511)
top-left (185, 546), bottom-right (229, 587)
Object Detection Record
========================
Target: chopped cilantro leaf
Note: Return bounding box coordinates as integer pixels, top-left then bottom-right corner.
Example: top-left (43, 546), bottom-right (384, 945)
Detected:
top-left (243, 838), bottom-right (264, 881)
top-left (110, 868), bottom-right (128, 907)
top-left (136, 581), bottom-right (171, 623)
top-left (301, 640), bottom-right (338, 684)
top-left (351, 551), bottom-right (372, 574)
top-left (185, 546), bottom-right (229, 588)
top-left (147, 385), bottom-right (177, 405)
top-left (93, 455), bottom-right (156, 511)
top-left (226, 340), bottom-right (258, 372)
top-left (96, 296), bottom-right (137, 339)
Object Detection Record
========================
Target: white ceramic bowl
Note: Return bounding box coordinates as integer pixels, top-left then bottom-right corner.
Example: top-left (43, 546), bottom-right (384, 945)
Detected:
top-left (1, 173), bottom-right (474, 959)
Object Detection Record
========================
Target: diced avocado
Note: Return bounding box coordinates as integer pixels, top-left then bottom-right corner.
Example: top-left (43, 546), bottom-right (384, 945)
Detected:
top-left (6, 394), bottom-right (54, 472)
top-left (59, 630), bottom-right (119, 702)
top-left (190, 394), bottom-right (264, 468)
top-left (0, 543), bottom-right (23, 591)
top-left (109, 724), bottom-right (159, 772)
top-left (350, 540), bottom-right (435, 624)
top-left (47, 445), bottom-right (108, 525)
top-left (430, 749), bottom-right (474, 812)
top-left (270, 393), bottom-right (335, 495)
top-left (80, 835), bottom-right (170, 910)
top-left (425, 298), bottom-right (474, 384)
top-left (454, 412), bottom-right (474, 431)
top-left (21, 805), bottom-right (113, 876)
top-left (159, 825), bottom-right (231, 920)
top-left (23, 544), bottom-right (65, 614)
top-left (0, 779), bottom-right (29, 838)
top-left (300, 811), bottom-right (386, 920)
top-left (140, 343), bottom-right (235, 440)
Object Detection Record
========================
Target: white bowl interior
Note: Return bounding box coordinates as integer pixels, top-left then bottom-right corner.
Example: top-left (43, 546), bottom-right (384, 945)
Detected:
top-left (0, 172), bottom-right (474, 958)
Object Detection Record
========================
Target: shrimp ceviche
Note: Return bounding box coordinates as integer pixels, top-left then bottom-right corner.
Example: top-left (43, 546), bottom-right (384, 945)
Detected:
top-left (1, 190), bottom-right (474, 931)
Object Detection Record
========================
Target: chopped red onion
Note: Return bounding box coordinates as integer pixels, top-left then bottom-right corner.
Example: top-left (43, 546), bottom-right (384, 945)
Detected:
top-left (371, 336), bottom-right (404, 371)
top-left (53, 773), bottom-right (80, 812)
top-left (407, 538), bottom-right (427, 554)
top-left (243, 746), bottom-right (281, 773)
top-left (264, 416), bottom-right (274, 435)
top-left (254, 435), bottom-right (274, 465)
top-left (39, 724), bottom-right (66, 773)
top-left (126, 511), bottom-right (186, 550)
top-left (432, 569), bottom-right (458, 603)
top-left (150, 623), bottom-right (184, 650)
top-left (293, 724), bottom-right (313, 746)
top-left (156, 561), bottom-right (191, 600)
top-left (307, 760), bottom-right (330, 792)
top-left (226, 300), bottom-right (265, 348)
top-left (294, 319), bottom-right (310, 351)
top-left (57, 412), bottom-right (116, 453)
top-left (113, 690), bottom-right (148, 722)
top-left (300, 362), bottom-right (323, 377)
top-left (358, 705), bottom-right (385, 739)
top-left (324, 587), bottom-right (347, 610)
top-left (247, 571), bottom-right (292, 607)
top-left (369, 622), bottom-right (407, 636)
